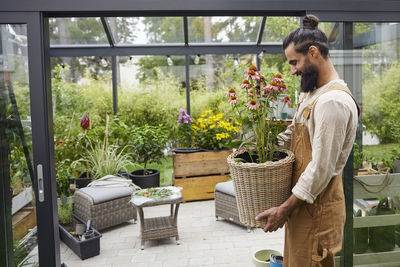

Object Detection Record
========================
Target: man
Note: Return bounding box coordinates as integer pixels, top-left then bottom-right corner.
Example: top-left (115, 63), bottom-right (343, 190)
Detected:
top-left (255, 15), bottom-right (359, 266)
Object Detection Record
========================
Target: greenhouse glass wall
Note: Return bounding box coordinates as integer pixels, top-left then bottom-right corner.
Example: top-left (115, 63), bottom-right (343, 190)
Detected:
top-left (1, 1), bottom-right (400, 266)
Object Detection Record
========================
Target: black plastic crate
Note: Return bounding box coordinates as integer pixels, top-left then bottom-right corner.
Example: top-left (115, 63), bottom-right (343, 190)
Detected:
top-left (59, 214), bottom-right (102, 260)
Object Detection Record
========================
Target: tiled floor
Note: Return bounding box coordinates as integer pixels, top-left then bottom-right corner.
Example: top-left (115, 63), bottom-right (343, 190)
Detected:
top-left (60, 199), bottom-right (285, 267)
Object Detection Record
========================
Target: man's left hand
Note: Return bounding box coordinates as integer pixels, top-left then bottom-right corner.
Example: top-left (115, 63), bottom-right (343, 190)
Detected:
top-left (255, 206), bottom-right (288, 232)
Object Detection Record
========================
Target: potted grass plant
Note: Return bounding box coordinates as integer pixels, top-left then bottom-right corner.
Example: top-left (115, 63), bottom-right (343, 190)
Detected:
top-left (129, 125), bottom-right (168, 188)
top-left (71, 115), bottom-right (135, 182)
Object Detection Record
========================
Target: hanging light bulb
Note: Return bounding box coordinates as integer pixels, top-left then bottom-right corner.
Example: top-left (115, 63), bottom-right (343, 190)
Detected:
top-left (258, 50), bottom-right (264, 59)
top-left (129, 56), bottom-right (134, 65)
top-left (194, 54), bottom-right (200, 65)
top-left (233, 58), bottom-right (239, 67)
top-left (78, 57), bottom-right (86, 65)
top-left (17, 47), bottom-right (22, 55)
top-left (59, 64), bottom-right (65, 78)
top-left (100, 57), bottom-right (108, 67)
top-left (167, 55), bottom-right (173, 66)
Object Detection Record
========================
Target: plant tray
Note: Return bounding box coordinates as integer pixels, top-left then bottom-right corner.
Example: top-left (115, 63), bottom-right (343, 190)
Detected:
top-left (59, 214), bottom-right (102, 260)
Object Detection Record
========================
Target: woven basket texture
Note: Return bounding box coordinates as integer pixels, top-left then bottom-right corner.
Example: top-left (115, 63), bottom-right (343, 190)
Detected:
top-left (227, 149), bottom-right (295, 228)
top-left (74, 190), bottom-right (136, 230)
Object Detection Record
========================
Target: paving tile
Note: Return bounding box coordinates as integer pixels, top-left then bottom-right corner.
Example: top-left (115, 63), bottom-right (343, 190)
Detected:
top-left (59, 199), bottom-right (285, 267)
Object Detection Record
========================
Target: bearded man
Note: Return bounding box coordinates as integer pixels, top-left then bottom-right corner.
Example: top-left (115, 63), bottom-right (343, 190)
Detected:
top-left (256, 15), bottom-right (359, 267)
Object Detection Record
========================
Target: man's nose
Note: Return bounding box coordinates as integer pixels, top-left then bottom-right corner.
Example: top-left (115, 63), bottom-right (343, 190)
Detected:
top-left (291, 66), bottom-right (297, 75)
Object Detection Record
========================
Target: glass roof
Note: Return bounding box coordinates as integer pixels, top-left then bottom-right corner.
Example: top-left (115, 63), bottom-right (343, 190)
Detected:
top-left (188, 16), bottom-right (261, 43)
top-left (262, 17), bottom-right (300, 42)
top-left (106, 17), bottom-right (185, 45)
top-left (49, 17), bottom-right (109, 45)
top-left (48, 16), bottom-right (305, 47)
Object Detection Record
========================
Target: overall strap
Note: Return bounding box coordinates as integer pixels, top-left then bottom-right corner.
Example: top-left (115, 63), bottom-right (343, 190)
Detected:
top-left (302, 83), bottom-right (360, 120)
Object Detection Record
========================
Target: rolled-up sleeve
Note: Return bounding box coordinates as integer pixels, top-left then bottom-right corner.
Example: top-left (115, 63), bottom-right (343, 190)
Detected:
top-left (292, 98), bottom-right (351, 204)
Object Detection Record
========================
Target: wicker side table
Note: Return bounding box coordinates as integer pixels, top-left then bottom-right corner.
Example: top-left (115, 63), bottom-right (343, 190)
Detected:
top-left (133, 193), bottom-right (183, 250)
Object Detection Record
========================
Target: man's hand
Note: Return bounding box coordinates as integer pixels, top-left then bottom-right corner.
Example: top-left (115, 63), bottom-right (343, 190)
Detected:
top-left (255, 206), bottom-right (288, 232)
top-left (255, 194), bottom-right (305, 232)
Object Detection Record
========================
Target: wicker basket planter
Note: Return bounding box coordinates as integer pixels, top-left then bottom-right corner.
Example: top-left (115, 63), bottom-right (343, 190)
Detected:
top-left (227, 149), bottom-right (295, 228)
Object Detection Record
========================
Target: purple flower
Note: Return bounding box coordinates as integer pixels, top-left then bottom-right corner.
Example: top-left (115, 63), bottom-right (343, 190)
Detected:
top-left (177, 109), bottom-right (193, 125)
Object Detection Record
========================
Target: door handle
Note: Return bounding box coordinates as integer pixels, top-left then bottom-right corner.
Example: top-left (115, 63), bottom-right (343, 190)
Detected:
top-left (37, 164), bottom-right (45, 202)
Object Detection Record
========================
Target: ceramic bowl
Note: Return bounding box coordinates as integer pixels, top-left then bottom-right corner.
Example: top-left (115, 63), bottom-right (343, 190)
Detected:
top-left (252, 249), bottom-right (282, 267)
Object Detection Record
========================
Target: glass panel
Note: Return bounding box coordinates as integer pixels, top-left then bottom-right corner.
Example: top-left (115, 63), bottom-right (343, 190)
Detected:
top-left (353, 22), bottom-right (400, 265)
top-left (116, 55), bottom-right (184, 187)
top-left (106, 17), bottom-right (185, 45)
top-left (49, 17), bottom-right (109, 45)
top-left (262, 16), bottom-right (300, 42)
top-left (50, 56), bottom-right (113, 198)
top-left (188, 16), bottom-right (261, 43)
top-left (0, 24), bottom-right (38, 266)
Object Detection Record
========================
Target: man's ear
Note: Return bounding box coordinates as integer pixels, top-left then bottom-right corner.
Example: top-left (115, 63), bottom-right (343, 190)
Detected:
top-left (308, 45), bottom-right (319, 58)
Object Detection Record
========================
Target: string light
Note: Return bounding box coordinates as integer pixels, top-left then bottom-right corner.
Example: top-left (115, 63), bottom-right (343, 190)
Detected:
top-left (167, 55), bottom-right (173, 66)
top-left (233, 57), bottom-right (239, 67)
top-left (59, 64), bottom-right (65, 78)
top-left (100, 57), bottom-right (108, 67)
top-left (258, 50), bottom-right (264, 59)
top-left (194, 54), bottom-right (200, 65)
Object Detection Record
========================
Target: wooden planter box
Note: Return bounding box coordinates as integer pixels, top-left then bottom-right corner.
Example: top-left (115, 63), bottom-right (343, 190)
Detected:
top-left (173, 150), bottom-right (231, 202)
top-left (12, 207), bottom-right (36, 241)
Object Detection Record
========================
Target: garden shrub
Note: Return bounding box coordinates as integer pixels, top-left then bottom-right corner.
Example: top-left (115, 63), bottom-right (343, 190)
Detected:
top-left (363, 60), bottom-right (400, 143)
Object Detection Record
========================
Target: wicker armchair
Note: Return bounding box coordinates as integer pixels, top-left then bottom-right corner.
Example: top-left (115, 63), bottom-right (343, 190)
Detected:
top-left (214, 181), bottom-right (250, 232)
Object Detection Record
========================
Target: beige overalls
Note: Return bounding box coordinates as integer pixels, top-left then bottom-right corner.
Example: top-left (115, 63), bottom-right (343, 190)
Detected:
top-left (283, 84), bottom-right (359, 267)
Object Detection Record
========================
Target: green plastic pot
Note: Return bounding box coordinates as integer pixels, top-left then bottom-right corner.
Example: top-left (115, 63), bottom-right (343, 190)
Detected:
top-left (369, 198), bottom-right (395, 252)
top-left (353, 209), bottom-right (368, 254)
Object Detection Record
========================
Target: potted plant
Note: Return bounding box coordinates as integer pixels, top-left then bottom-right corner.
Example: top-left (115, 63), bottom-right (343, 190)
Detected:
top-left (129, 125), bottom-right (168, 188)
top-left (58, 195), bottom-right (102, 260)
top-left (172, 110), bottom-right (239, 201)
top-left (191, 109), bottom-right (239, 151)
top-left (71, 115), bottom-right (135, 182)
top-left (69, 112), bottom-right (93, 189)
top-left (173, 108), bottom-right (202, 153)
top-left (225, 65), bottom-right (295, 227)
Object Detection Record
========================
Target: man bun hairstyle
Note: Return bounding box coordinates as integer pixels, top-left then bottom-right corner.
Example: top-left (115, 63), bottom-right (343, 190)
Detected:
top-left (283, 14), bottom-right (329, 58)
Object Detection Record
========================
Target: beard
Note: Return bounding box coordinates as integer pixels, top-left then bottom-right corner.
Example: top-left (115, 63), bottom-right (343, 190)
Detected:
top-left (298, 64), bottom-right (319, 93)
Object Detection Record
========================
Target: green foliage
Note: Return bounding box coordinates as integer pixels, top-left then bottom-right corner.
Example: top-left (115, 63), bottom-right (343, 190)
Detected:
top-left (13, 241), bottom-right (39, 267)
top-left (353, 143), bottom-right (366, 170)
top-left (117, 68), bottom-right (185, 141)
top-left (72, 142), bottom-right (135, 179)
top-left (363, 60), bottom-right (400, 143)
top-left (58, 195), bottom-right (73, 225)
top-left (129, 125), bottom-right (169, 174)
top-left (363, 143), bottom-right (400, 171)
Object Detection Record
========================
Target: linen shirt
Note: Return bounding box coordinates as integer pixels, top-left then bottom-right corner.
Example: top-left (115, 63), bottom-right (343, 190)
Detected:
top-left (277, 79), bottom-right (359, 204)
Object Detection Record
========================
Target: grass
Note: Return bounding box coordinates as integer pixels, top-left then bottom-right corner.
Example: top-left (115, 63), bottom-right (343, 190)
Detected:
top-left (363, 143), bottom-right (400, 162)
top-left (363, 143), bottom-right (400, 169)
top-left (127, 156), bottom-right (173, 186)
top-left (146, 156), bottom-right (173, 186)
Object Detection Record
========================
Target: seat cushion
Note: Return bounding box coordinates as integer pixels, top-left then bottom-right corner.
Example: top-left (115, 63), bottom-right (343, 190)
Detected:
top-left (215, 180), bottom-right (235, 196)
top-left (79, 187), bottom-right (134, 204)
